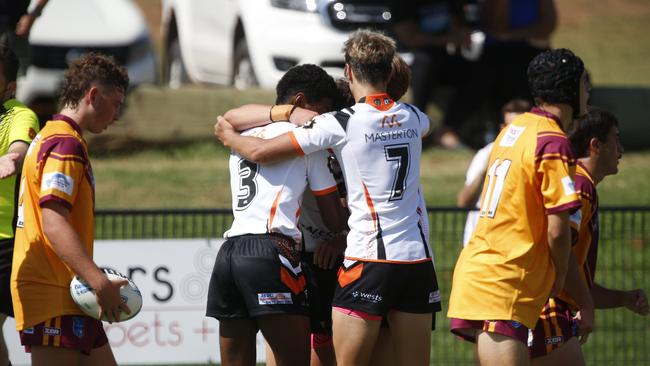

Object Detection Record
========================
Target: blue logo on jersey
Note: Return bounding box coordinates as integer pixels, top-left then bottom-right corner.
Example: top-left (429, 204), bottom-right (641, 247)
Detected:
top-left (510, 321), bottom-right (523, 328)
top-left (72, 317), bottom-right (85, 338)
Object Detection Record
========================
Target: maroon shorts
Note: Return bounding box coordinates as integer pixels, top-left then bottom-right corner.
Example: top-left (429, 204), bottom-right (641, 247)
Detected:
top-left (450, 318), bottom-right (529, 345)
top-left (19, 315), bottom-right (108, 355)
top-left (529, 298), bottom-right (577, 358)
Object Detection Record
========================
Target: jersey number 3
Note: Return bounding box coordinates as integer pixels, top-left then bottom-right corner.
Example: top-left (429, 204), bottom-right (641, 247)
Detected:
top-left (480, 158), bottom-right (512, 218)
top-left (236, 159), bottom-right (259, 210)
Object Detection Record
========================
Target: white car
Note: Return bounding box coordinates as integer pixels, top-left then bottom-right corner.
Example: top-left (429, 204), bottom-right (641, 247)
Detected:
top-left (17, 0), bottom-right (157, 112)
top-left (161, 0), bottom-right (392, 89)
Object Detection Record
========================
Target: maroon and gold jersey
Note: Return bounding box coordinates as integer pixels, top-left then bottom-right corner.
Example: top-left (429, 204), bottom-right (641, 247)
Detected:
top-left (448, 108), bottom-right (581, 329)
top-left (11, 115), bottom-right (95, 330)
top-left (558, 162), bottom-right (599, 307)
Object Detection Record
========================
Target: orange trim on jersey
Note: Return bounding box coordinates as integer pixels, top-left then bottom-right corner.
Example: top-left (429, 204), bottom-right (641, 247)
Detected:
top-left (268, 190), bottom-right (283, 232)
top-left (362, 182), bottom-right (378, 231)
top-left (280, 267), bottom-right (306, 294)
top-left (537, 131), bottom-right (566, 138)
top-left (53, 316), bottom-right (61, 347)
top-left (295, 207), bottom-right (300, 219)
top-left (338, 262), bottom-right (364, 288)
top-left (312, 185), bottom-right (337, 196)
top-left (288, 132), bottom-right (305, 156)
top-left (364, 93), bottom-right (394, 111)
top-left (344, 256), bottom-right (433, 264)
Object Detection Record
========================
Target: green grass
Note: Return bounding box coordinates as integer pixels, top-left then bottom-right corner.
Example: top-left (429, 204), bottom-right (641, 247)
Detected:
top-left (91, 140), bottom-right (650, 209)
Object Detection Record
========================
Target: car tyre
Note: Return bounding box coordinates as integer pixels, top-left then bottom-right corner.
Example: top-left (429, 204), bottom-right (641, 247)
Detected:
top-left (166, 37), bottom-right (188, 89)
top-left (233, 37), bottom-right (258, 90)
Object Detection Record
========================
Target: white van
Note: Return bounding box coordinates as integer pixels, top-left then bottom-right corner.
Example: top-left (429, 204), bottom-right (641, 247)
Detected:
top-left (161, 0), bottom-right (391, 89)
top-left (16, 0), bottom-right (157, 111)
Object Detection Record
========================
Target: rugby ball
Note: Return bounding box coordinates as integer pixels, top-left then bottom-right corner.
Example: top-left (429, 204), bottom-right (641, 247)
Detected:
top-left (70, 268), bottom-right (142, 322)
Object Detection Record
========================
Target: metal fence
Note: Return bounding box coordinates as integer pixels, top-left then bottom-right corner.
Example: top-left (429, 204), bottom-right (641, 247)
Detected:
top-left (96, 207), bottom-right (650, 366)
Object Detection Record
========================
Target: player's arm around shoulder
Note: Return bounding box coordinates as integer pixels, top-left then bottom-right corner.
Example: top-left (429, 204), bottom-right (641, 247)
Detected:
top-left (214, 115), bottom-right (299, 164)
top-left (41, 201), bottom-right (128, 322)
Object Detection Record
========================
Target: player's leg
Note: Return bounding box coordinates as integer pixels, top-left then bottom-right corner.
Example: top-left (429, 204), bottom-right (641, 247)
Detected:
top-left (311, 334), bottom-right (336, 366)
top-left (531, 337), bottom-right (585, 366)
top-left (258, 314), bottom-right (310, 366)
top-left (476, 331), bottom-right (529, 366)
top-left (31, 346), bottom-right (82, 366)
top-left (368, 326), bottom-right (397, 366)
top-left (79, 343), bottom-right (117, 366)
top-left (332, 309), bottom-right (381, 366)
top-left (386, 310), bottom-right (432, 366)
top-left (219, 318), bottom-right (258, 366)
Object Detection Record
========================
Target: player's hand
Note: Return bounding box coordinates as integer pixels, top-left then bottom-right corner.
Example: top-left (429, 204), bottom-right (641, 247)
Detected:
top-left (624, 289), bottom-right (649, 315)
top-left (0, 153), bottom-right (20, 179)
top-left (214, 116), bottom-right (235, 146)
top-left (95, 277), bottom-right (131, 323)
top-left (288, 108), bottom-right (318, 126)
top-left (313, 237), bottom-right (346, 269)
top-left (15, 14), bottom-right (36, 38)
top-left (573, 305), bottom-right (594, 344)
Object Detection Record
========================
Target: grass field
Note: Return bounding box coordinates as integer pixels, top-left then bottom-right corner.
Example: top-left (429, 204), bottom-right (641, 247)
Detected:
top-left (94, 0), bottom-right (650, 209)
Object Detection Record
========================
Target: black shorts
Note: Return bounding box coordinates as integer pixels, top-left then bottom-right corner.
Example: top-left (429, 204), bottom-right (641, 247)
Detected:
top-left (0, 238), bottom-right (14, 317)
top-left (333, 259), bottom-right (442, 317)
top-left (301, 251), bottom-right (342, 335)
top-left (206, 234), bottom-right (309, 320)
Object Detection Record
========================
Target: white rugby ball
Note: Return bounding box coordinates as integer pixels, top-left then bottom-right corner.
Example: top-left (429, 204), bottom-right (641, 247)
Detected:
top-left (70, 268), bottom-right (142, 322)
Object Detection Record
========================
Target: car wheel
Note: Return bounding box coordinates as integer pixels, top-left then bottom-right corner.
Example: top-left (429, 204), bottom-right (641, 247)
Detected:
top-left (166, 37), bottom-right (188, 89)
top-left (233, 38), bottom-right (258, 90)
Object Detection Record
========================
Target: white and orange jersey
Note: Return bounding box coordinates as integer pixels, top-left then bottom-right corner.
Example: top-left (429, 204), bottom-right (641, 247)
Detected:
top-left (225, 122), bottom-right (336, 242)
top-left (290, 93), bottom-right (432, 262)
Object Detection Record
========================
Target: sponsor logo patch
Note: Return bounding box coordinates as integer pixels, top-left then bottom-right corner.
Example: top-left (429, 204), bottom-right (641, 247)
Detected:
top-left (545, 335), bottom-right (564, 345)
top-left (258, 292), bottom-right (293, 305)
top-left (509, 321), bottom-right (523, 328)
top-left (562, 176), bottom-right (576, 196)
top-left (44, 326), bottom-right (61, 336)
top-left (23, 327), bottom-right (34, 334)
top-left (351, 291), bottom-right (383, 304)
top-left (41, 172), bottom-right (74, 195)
top-left (429, 290), bottom-right (441, 304)
top-left (72, 317), bottom-right (85, 338)
top-left (499, 125), bottom-right (526, 147)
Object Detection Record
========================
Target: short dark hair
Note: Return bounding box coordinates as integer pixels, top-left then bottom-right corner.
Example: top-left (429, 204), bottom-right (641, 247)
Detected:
top-left (568, 107), bottom-right (619, 158)
top-left (275, 64), bottom-right (338, 105)
top-left (501, 98), bottom-right (531, 115)
top-left (0, 45), bottom-right (19, 83)
top-left (58, 53), bottom-right (129, 109)
top-left (334, 78), bottom-right (355, 110)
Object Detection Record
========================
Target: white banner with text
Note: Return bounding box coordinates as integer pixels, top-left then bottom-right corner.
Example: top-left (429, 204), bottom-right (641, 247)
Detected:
top-left (4, 239), bottom-right (268, 365)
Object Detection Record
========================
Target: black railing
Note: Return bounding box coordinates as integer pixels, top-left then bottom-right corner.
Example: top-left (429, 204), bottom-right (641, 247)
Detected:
top-left (95, 207), bottom-right (650, 365)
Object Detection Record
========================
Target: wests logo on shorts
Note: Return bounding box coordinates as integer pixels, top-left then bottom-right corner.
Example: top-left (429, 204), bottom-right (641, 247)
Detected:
top-left (352, 291), bottom-right (383, 304)
top-left (545, 335), bottom-right (564, 345)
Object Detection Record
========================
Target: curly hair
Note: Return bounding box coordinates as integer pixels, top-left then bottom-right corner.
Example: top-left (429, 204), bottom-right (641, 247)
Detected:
top-left (275, 64), bottom-right (338, 106)
top-left (387, 54), bottom-right (410, 101)
top-left (58, 52), bottom-right (129, 109)
top-left (568, 107), bottom-right (619, 158)
top-left (0, 44), bottom-right (19, 83)
top-left (343, 30), bottom-right (395, 85)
